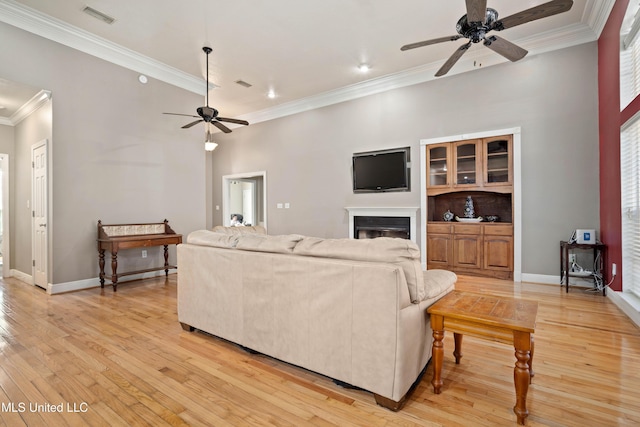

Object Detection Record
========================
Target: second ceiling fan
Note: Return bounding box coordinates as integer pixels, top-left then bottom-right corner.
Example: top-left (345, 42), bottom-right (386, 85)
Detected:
top-left (401, 0), bottom-right (574, 77)
top-left (164, 46), bottom-right (249, 133)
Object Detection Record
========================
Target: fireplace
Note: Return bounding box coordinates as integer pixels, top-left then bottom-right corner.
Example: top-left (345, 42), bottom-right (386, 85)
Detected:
top-left (354, 216), bottom-right (410, 240)
top-left (346, 207), bottom-right (418, 243)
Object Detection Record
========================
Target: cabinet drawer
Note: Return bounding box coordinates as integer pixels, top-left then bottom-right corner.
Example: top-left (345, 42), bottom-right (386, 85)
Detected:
top-left (484, 224), bottom-right (513, 236)
top-left (453, 224), bottom-right (481, 235)
top-left (428, 223), bottom-right (452, 234)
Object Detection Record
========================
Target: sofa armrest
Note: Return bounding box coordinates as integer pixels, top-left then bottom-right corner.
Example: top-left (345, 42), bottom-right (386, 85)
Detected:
top-left (421, 269), bottom-right (456, 306)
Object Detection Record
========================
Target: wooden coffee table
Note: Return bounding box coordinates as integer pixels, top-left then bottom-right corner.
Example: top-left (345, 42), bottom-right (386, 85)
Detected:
top-left (427, 291), bottom-right (538, 425)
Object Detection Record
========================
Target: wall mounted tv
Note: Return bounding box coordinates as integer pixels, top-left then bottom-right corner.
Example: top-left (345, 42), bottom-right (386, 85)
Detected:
top-left (352, 147), bottom-right (411, 193)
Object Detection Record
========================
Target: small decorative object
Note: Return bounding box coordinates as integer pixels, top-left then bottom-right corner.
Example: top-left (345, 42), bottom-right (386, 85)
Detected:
top-left (463, 196), bottom-right (475, 219)
top-left (443, 210), bottom-right (454, 222)
top-left (455, 216), bottom-right (483, 223)
top-left (486, 215), bottom-right (499, 222)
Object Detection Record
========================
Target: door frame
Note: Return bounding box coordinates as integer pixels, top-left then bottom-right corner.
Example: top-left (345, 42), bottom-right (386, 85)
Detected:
top-left (31, 139), bottom-right (49, 288)
top-left (222, 171), bottom-right (267, 229)
top-left (0, 154), bottom-right (9, 278)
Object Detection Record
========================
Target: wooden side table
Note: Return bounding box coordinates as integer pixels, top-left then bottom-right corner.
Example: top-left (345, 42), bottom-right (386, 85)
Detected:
top-left (427, 291), bottom-right (538, 425)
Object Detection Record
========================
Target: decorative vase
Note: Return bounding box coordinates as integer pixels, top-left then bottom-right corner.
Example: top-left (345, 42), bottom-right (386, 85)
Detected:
top-left (443, 209), bottom-right (454, 222)
top-left (464, 196), bottom-right (475, 218)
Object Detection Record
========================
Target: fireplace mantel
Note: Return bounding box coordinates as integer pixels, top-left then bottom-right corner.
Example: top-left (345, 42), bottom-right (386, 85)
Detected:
top-left (345, 207), bottom-right (418, 243)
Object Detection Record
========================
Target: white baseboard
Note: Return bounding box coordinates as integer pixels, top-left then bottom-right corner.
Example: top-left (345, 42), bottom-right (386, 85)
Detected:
top-left (47, 269), bottom-right (177, 295)
top-left (521, 273), bottom-right (598, 288)
top-left (607, 291), bottom-right (640, 328)
top-left (10, 269), bottom-right (32, 284)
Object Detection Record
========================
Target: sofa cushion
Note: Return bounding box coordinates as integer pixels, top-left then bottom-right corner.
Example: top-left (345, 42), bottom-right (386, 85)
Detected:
top-left (293, 236), bottom-right (425, 303)
top-left (422, 269), bottom-right (457, 300)
top-left (212, 225), bottom-right (267, 235)
top-left (186, 230), bottom-right (239, 248)
top-left (236, 233), bottom-right (305, 254)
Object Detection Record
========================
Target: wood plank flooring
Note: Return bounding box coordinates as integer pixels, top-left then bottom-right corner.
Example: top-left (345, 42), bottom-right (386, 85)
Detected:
top-left (0, 274), bottom-right (638, 426)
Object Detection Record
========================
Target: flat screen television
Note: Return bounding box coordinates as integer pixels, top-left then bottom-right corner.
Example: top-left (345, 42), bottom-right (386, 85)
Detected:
top-left (352, 147), bottom-right (410, 193)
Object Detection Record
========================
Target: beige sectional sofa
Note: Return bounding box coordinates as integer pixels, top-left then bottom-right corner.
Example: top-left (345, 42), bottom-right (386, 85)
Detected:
top-left (177, 228), bottom-right (456, 410)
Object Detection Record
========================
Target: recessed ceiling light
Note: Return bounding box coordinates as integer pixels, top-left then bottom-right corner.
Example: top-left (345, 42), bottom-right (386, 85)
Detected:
top-left (138, 75), bottom-right (148, 84)
top-left (358, 64), bottom-right (371, 73)
top-left (267, 90), bottom-right (276, 99)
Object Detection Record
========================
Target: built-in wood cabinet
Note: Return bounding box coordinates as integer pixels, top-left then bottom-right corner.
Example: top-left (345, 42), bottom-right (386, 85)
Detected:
top-left (426, 223), bottom-right (513, 279)
top-left (425, 134), bottom-right (514, 279)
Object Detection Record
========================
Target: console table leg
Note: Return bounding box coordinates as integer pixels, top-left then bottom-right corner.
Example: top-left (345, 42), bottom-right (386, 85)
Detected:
top-left (453, 332), bottom-right (463, 364)
top-left (111, 252), bottom-right (118, 292)
top-left (164, 244), bottom-right (169, 276)
top-left (431, 315), bottom-right (444, 394)
top-left (513, 331), bottom-right (532, 425)
top-left (98, 249), bottom-right (105, 288)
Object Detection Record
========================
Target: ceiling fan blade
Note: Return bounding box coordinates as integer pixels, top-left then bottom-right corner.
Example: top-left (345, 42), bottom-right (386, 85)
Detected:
top-left (217, 117), bottom-right (249, 126)
top-left (212, 121), bottom-right (232, 133)
top-left (401, 35), bottom-right (463, 51)
top-left (466, 0), bottom-right (487, 23)
top-left (435, 41), bottom-right (472, 77)
top-left (181, 119), bottom-right (204, 129)
top-left (494, 0), bottom-right (573, 31)
top-left (483, 35), bottom-right (528, 62)
top-left (163, 112), bottom-right (200, 118)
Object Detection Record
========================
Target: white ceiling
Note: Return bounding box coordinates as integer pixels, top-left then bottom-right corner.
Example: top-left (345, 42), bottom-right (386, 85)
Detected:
top-left (0, 0), bottom-right (614, 126)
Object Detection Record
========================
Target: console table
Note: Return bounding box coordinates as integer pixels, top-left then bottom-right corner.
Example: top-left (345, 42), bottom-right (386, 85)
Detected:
top-left (428, 291), bottom-right (538, 425)
top-left (97, 219), bottom-right (182, 291)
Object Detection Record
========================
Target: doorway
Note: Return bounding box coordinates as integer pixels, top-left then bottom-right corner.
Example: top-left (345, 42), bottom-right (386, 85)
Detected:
top-left (32, 140), bottom-right (48, 288)
top-left (0, 154), bottom-right (8, 278)
top-left (222, 171), bottom-right (267, 229)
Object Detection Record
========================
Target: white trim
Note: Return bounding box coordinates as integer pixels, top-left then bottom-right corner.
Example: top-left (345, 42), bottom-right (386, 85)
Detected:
top-left (520, 273), bottom-right (596, 288)
top-left (345, 207), bottom-right (419, 243)
top-left (420, 127), bottom-right (521, 280)
top-left (31, 139), bottom-right (48, 287)
top-left (10, 90), bottom-right (51, 125)
top-left (222, 171), bottom-right (267, 230)
top-left (10, 268), bottom-right (32, 284)
top-left (0, 0), bottom-right (611, 124)
top-left (0, 0), bottom-right (209, 95)
top-left (608, 291), bottom-right (640, 328)
top-left (0, 154), bottom-right (10, 278)
top-left (47, 270), bottom-right (177, 295)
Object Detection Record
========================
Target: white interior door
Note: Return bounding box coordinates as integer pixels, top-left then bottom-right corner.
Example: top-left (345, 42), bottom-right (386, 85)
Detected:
top-left (32, 141), bottom-right (48, 288)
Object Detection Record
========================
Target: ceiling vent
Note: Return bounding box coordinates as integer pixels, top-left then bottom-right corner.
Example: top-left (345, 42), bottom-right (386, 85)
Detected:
top-left (235, 80), bottom-right (253, 88)
top-left (82, 6), bottom-right (116, 24)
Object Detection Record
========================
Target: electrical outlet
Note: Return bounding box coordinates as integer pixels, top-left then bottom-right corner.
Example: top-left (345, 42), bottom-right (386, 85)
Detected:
top-left (612, 263), bottom-right (617, 276)
top-left (569, 254), bottom-right (577, 263)
top-left (142, 250), bottom-right (147, 258)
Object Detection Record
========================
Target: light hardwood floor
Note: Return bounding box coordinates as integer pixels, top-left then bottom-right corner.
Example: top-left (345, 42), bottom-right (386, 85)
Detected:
top-left (0, 274), bottom-right (638, 426)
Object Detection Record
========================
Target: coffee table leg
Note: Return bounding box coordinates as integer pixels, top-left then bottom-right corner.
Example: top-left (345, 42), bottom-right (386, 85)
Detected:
top-left (529, 335), bottom-right (535, 382)
top-left (431, 314), bottom-right (444, 394)
top-left (513, 331), bottom-right (532, 425)
top-left (453, 333), bottom-right (463, 364)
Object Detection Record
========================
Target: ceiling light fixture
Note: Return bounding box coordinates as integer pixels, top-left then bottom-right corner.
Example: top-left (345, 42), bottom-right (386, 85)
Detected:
top-left (267, 90), bottom-right (276, 99)
top-left (138, 74), bottom-right (148, 84)
top-left (358, 64), bottom-right (370, 73)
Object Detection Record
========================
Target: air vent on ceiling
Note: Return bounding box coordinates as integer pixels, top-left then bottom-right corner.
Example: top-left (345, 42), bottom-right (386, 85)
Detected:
top-left (235, 80), bottom-right (253, 88)
top-left (82, 6), bottom-right (116, 24)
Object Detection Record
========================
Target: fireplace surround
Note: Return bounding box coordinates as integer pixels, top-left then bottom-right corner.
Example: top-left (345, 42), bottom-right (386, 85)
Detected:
top-left (346, 207), bottom-right (419, 243)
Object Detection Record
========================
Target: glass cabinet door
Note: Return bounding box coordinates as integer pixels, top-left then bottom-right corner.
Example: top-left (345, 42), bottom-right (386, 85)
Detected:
top-left (455, 141), bottom-right (478, 186)
top-left (427, 144), bottom-right (449, 187)
top-left (484, 136), bottom-right (512, 185)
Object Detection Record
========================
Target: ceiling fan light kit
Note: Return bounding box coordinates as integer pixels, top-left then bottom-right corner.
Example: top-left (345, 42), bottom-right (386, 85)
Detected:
top-left (163, 46), bottom-right (249, 136)
top-left (401, 0), bottom-right (574, 76)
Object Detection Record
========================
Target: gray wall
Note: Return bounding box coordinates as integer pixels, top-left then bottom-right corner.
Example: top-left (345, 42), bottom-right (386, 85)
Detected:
top-left (210, 43), bottom-right (600, 276)
top-left (0, 22), bottom-right (206, 284)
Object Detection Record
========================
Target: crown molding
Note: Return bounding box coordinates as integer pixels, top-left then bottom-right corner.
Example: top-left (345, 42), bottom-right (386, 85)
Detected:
top-left (239, 21), bottom-right (602, 127)
top-left (0, 0), bottom-right (613, 128)
top-left (10, 89), bottom-right (51, 125)
top-left (0, 117), bottom-right (12, 126)
top-left (0, 0), bottom-right (209, 95)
